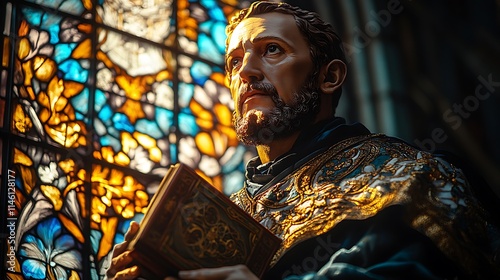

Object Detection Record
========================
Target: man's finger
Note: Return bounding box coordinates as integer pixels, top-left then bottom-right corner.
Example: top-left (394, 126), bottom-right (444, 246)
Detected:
top-left (124, 221), bottom-right (140, 241)
top-left (112, 222), bottom-right (140, 257)
top-left (107, 251), bottom-right (133, 277)
top-left (113, 265), bottom-right (141, 280)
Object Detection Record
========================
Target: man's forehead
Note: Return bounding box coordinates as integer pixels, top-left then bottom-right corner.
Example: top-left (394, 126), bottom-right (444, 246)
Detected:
top-left (227, 13), bottom-right (299, 51)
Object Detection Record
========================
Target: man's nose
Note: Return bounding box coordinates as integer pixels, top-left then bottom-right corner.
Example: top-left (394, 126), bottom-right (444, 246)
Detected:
top-left (238, 52), bottom-right (262, 83)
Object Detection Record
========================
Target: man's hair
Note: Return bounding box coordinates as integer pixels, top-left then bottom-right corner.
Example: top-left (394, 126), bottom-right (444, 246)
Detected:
top-left (225, 1), bottom-right (346, 110)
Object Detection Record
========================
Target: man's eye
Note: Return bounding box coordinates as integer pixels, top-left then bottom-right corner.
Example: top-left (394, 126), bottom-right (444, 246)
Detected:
top-left (265, 44), bottom-right (282, 55)
top-left (230, 58), bottom-right (241, 69)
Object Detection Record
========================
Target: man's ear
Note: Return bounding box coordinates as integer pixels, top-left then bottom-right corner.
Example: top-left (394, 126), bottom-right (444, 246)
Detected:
top-left (319, 59), bottom-right (347, 94)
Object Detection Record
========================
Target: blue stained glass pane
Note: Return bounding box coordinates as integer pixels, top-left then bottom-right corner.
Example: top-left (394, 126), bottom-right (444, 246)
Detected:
top-left (136, 119), bottom-right (163, 139)
top-left (191, 61), bottom-right (212, 85)
top-left (222, 145), bottom-right (246, 173)
top-left (100, 135), bottom-right (121, 150)
top-left (108, 126), bottom-right (120, 138)
top-left (113, 113), bottom-right (134, 133)
top-left (59, 60), bottom-right (88, 83)
top-left (90, 230), bottom-right (102, 255)
top-left (54, 43), bottom-right (76, 64)
top-left (28, 0), bottom-right (85, 15)
top-left (179, 83), bottom-right (194, 108)
top-left (199, 21), bottom-right (212, 35)
top-left (155, 107), bottom-right (173, 134)
top-left (42, 14), bottom-right (61, 44)
top-left (22, 259), bottom-right (46, 279)
top-left (22, 7), bottom-right (43, 25)
top-left (199, 34), bottom-right (223, 64)
top-left (212, 21), bottom-right (227, 53)
top-left (201, 0), bottom-right (217, 9)
top-left (71, 88), bottom-right (89, 115)
top-left (179, 111), bottom-right (199, 136)
top-left (170, 144), bottom-right (177, 162)
top-left (98, 104), bottom-right (112, 122)
top-left (75, 111), bottom-right (85, 121)
top-left (223, 171), bottom-right (245, 196)
top-left (59, 0), bottom-right (85, 15)
top-left (94, 89), bottom-right (107, 111)
top-left (208, 6), bottom-right (225, 21)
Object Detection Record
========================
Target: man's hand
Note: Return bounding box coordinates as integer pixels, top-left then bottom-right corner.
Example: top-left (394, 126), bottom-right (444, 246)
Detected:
top-left (164, 265), bottom-right (259, 280)
top-left (106, 221), bottom-right (141, 280)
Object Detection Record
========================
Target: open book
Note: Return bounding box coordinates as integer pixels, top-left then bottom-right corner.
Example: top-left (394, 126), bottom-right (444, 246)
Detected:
top-left (127, 163), bottom-right (281, 279)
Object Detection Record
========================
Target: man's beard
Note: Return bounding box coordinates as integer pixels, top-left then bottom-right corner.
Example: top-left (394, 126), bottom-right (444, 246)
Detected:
top-left (232, 78), bottom-right (320, 146)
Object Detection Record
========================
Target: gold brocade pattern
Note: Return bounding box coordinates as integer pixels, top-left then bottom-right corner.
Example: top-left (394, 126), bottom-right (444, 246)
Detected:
top-left (231, 134), bottom-right (499, 276)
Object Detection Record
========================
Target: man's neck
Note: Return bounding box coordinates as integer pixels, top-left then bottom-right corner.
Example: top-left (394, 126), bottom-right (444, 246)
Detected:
top-left (256, 131), bottom-right (300, 163)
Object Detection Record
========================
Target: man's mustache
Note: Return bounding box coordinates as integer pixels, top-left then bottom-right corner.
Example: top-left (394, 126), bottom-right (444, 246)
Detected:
top-left (239, 82), bottom-right (278, 97)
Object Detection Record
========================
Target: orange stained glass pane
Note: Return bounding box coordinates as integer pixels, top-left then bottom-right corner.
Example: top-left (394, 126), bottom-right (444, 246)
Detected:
top-left (211, 130), bottom-right (228, 156)
top-left (58, 158), bottom-right (76, 174)
top-left (98, 217), bottom-right (118, 260)
top-left (58, 213), bottom-right (85, 243)
top-left (196, 131), bottom-right (215, 157)
top-left (37, 92), bottom-right (51, 113)
top-left (82, 0), bottom-right (93, 10)
top-left (197, 117), bottom-right (214, 130)
top-left (101, 146), bottom-right (115, 163)
top-left (78, 23), bottom-right (92, 33)
top-left (73, 38), bottom-right (92, 59)
top-left (214, 103), bottom-right (232, 127)
top-left (21, 61), bottom-right (33, 86)
top-left (2, 38), bottom-right (10, 67)
top-left (108, 169), bottom-right (124, 186)
top-left (62, 80), bottom-right (85, 98)
top-left (13, 103), bottom-right (33, 133)
top-left (33, 56), bottom-right (57, 82)
top-left (18, 20), bottom-right (29, 37)
top-left (219, 125), bottom-right (238, 146)
top-left (190, 100), bottom-right (213, 122)
top-left (119, 99), bottom-right (145, 123)
top-left (210, 72), bottom-right (226, 86)
top-left (14, 147), bottom-right (33, 166)
top-left (114, 151), bottom-right (131, 165)
top-left (116, 75), bottom-right (148, 100)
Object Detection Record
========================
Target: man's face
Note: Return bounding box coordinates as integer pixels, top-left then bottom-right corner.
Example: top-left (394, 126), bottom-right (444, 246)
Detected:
top-left (226, 12), bottom-right (318, 145)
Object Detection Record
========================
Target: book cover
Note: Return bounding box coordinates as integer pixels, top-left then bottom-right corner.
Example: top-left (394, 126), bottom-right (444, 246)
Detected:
top-left (127, 163), bottom-right (281, 279)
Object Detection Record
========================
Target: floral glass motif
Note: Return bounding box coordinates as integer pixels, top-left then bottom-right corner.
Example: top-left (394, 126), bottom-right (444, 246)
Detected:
top-left (1, 0), bottom-right (253, 279)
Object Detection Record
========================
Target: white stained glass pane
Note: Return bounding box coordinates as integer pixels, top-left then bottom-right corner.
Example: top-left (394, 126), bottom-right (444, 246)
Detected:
top-left (97, 0), bottom-right (173, 43)
top-left (99, 29), bottom-right (167, 76)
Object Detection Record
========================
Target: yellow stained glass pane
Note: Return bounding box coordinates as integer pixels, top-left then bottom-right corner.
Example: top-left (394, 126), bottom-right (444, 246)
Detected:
top-left (214, 103), bottom-right (232, 127)
top-left (17, 38), bottom-right (30, 60)
top-left (33, 56), bottom-right (56, 82)
top-left (196, 132), bottom-right (215, 157)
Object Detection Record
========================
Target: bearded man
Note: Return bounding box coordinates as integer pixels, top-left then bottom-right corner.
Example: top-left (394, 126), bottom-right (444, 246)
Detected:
top-left (107, 2), bottom-right (500, 279)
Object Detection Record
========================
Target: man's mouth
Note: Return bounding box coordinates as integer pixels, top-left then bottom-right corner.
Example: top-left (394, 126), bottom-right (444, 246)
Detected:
top-left (239, 90), bottom-right (269, 111)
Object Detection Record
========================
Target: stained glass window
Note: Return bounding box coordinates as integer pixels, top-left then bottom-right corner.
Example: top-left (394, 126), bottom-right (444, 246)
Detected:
top-left (0, 0), bottom-right (254, 279)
